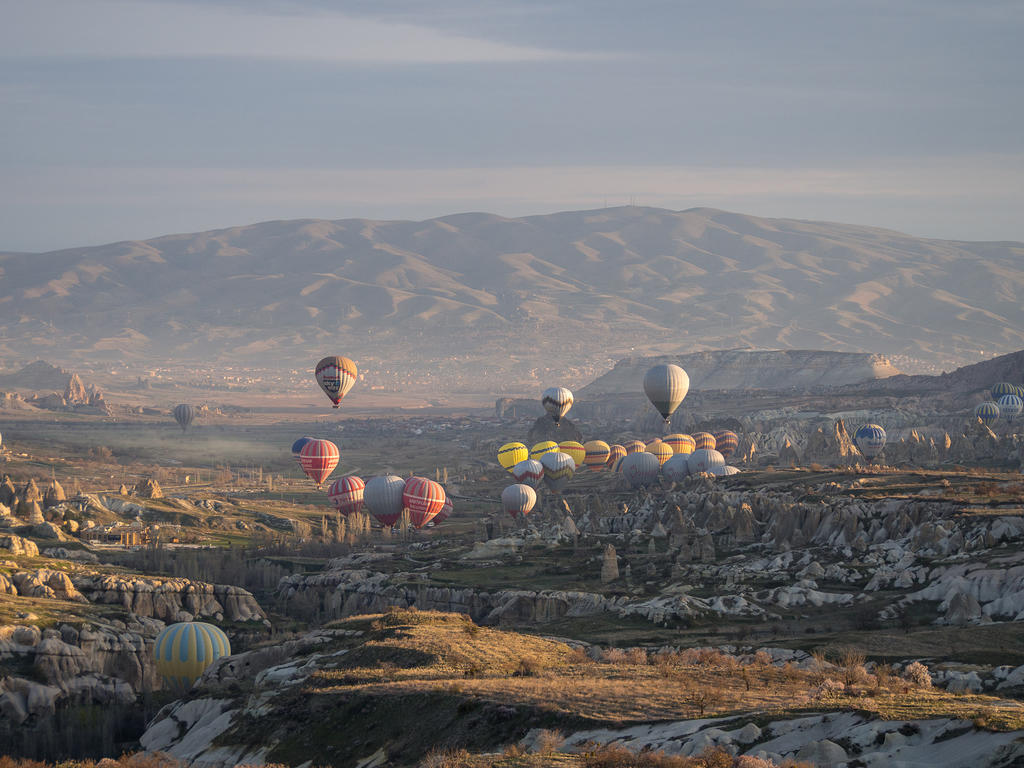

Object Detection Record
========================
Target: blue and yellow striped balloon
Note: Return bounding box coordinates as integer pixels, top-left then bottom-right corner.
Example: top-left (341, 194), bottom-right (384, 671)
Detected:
top-left (992, 382), bottom-right (1018, 400)
top-left (154, 621), bottom-right (231, 691)
top-left (975, 402), bottom-right (1000, 426)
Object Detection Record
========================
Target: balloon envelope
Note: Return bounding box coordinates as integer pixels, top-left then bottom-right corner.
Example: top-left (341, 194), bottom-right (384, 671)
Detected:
top-left (620, 452), bottom-right (661, 488)
top-left (364, 475), bottom-right (406, 527)
top-left (155, 622), bottom-right (230, 691)
top-left (643, 364), bottom-right (690, 423)
top-left (557, 441), bottom-right (586, 469)
top-left (607, 445), bottom-right (627, 470)
top-left (854, 424), bottom-right (887, 459)
top-left (712, 465), bottom-right (741, 476)
top-left (432, 496), bottom-right (453, 525)
top-left (498, 442), bottom-right (529, 472)
top-left (299, 439), bottom-right (340, 487)
top-left (688, 448), bottom-right (726, 474)
top-left (502, 484), bottom-right (537, 519)
top-left (992, 382), bottom-right (1018, 400)
top-left (541, 386), bottom-right (573, 423)
top-left (530, 440), bottom-right (559, 460)
top-left (649, 442), bottom-right (673, 466)
top-left (315, 356), bottom-right (358, 408)
top-left (662, 453), bottom-right (690, 483)
top-left (975, 402), bottom-right (1000, 425)
top-left (998, 394), bottom-right (1023, 421)
top-left (403, 476), bottom-right (446, 529)
top-left (291, 436), bottom-right (314, 461)
top-left (714, 431), bottom-right (739, 458)
top-left (540, 451), bottom-right (575, 493)
top-left (624, 439), bottom-right (646, 455)
top-left (693, 432), bottom-right (716, 451)
top-left (173, 404), bottom-right (196, 431)
top-left (327, 475), bottom-right (365, 517)
top-left (511, 459), bottom-right (544, 488)
top-left (583, 440), bottom-right (611, 468)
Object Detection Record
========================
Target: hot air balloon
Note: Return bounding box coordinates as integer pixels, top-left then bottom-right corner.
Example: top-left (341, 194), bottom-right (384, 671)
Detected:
top-left (173, 404), bottom-right (196, 432)
top-left (511, 459), bottom-right (544, 488)
top-left (712, 465), bottom-right (740, 477)
top-left (364, 475), bottom-right (406, 527)
top-left (498, 442), bottom-right (529, 472)
top-left (606, 444), bottom-right (627, 469)
top-left (327, 475), bottom-right (365, 517)
top-left (998, 394), bottom-right (1024, 422)
top-left (530, 440), bottom-right (559, 460)
top-left (403, 477), bottom-right (446, 529)
top-left (557, 441), bottom-right (586, 469)
top-left (624, 439), bottom-right (646, 455)
top-left (299, 439), bottom-right (339, 488)
top-left (433, 496), bottom-right (453, 525)
top-left (291, 436), bottom-right (314, 462)
top-left (315, 356), bottom-right (358, 408)
top-left (662, 453), bottom-right (690, 484)
top-left (975, 402), bottom-right (1000, 426)
top-left (663, 434), bottom-right (687, 454)
top-left (854, 424), bottom-right (886, 459)
top-left (154, 622), bottom-right (230, 691)
top-left (992, 382), bottom-right (1018, 400)
top-left (583, 440), bottom-right (611, 469)
top-left (643, 364), bottom-right (690, 424)
top-left (541, 387), bottom-right (573, 424)
top-left (502, 484), bottom-right (537, 519)
top-left (688, 448), bottom-right (726, 475)
top-left (645, 438), bottom-right (663, 451)
top-left (620, 452), bottom-right (660, 488)
top-left (540, 451), bottom-right (575, 493)
top-left (714, 431), bottom-right (739, 459)
top-left (693, 432), bottom-right (716, 451)
top-left (649, 441), bottom-right (673, 466)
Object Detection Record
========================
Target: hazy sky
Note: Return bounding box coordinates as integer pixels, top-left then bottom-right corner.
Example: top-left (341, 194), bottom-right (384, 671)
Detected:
top-left (2, 0), bottom-right (1022, 251)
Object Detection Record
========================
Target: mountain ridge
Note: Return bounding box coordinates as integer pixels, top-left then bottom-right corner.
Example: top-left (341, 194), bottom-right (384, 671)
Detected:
top-left (1, 205), bottom-right (1021, 391)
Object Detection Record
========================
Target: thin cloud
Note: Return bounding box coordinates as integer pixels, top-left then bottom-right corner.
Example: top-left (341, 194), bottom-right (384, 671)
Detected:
top-left (2, 0), bottom-right (594, 63)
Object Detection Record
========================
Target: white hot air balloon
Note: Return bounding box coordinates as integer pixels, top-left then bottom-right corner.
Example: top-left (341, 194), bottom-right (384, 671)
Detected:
top-left (541, 387), bottom-right (573, 424)
top-left (643, 364), bottom-right (690, 425)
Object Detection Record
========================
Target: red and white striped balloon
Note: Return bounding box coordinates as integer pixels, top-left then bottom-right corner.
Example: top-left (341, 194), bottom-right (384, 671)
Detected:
top-left (327, 475), bottom-right (364, 516)
top-left (432, 495), bottom-right (453, 525)
top-left (298, 439), bottom-right (339, 488)
top-left (402, 476), bottom-right (447, 529)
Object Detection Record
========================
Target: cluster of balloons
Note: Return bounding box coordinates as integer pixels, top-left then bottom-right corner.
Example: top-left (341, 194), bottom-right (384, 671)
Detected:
top-left (496, 428), bottom-right (743, 508)
top-left (977, 382), bottom-right (1024, 425)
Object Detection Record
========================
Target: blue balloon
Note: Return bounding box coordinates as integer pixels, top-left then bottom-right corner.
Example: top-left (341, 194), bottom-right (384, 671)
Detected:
top-left (854, 424), bottom-right (886, 459)
top-left (291, 436), bottom-right (314, 460)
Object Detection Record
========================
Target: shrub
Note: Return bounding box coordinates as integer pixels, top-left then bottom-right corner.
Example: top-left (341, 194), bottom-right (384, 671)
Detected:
top-left (813, 678), bottom-right (846, 699)
top-left (602, 647), bottom-right (629, 664)
top-left (513, 657), bottom-right (546, 677)
top-left (419, 747), bottom-right (473, 768)
top-left (534, 729), bottom-right (565, 754)
top-left (625, 647), bottom-right (649, 665)
top-left (904, 661), bottom-right (932, 687)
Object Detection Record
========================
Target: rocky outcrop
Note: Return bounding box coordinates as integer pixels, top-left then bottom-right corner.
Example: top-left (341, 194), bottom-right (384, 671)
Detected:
top-left (73, 575), bottom-right (267, 623)
top-left (11, 569), bottom-right (88, 602)
top-left (0, 534), bottom-right (39, 557)
top-left (134, 478), bottom-right (163, 499)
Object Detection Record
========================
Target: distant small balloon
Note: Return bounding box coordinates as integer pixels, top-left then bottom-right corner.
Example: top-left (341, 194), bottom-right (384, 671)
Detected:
top-left (502, 484), bottom-right (537, 519)
top-left (327, 475), bottom-right (365, 517)
top-left (643, 363), bottom-right (690, 424)
top-left (620, 452), bottom-right (660, 488)
top-left (540, 451), bottom-right (575, 493)
top-left (402, 476), bottom-right (447, 529)
top-left (557, 440), bottom-right (586, 469)
top-left (541, 386), bottom-right (573, 424)
top-left (854, 424), bottom-right (887, 459)
top-left (688, 448), bottom-right (726, 474)
top-left (173, 404), bottom-right (196, 431)
top-left (998, 394), bottom-right (1023, 422)
top-left (364, 475), bottom-right (406, 527)
top-left (714, 431), bottom-right (739, 459)
top-left (530, 440), bottom-right (559, 460)
top-left (974, 402), bottom-right (1000, 426)
top-left (662, 453), bottom-right (690, 483)
top-left (624, 439), bottom-right (646, 455)
top-left (498, 442), bottom-right (529, 472)
top-left (315, 355), bottom-right (358, 408)
top-left (583, 440), bottom-right (611, 469)
top-left (299, 439), bottom-right (340, 488)
top-left (693, 432), bottom-right (716, 451)
top-left (606, 445), bottom-right (627, 470)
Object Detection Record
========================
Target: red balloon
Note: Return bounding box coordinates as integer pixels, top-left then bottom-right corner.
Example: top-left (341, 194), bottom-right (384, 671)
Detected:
top-left (327, 475), bottom-right (364, 516)
top-left (299, 439), bottom-right (339, 488)
top-left (432, 496), bottom-right (453, 525)
top-left (402, 477), bottom-right (446, 529)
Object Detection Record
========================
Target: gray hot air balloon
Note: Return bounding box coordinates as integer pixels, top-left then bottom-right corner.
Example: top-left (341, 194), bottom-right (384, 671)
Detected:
top-left (511, 459), bottom-right (544, 489)
top-left (363, 475), bottom-right (406, 527)
top-left (173, 404), bottom-right (196, 432)
top-left (541, 386), bottom-right (573, 424)
top-left (687, 448), bottom-right (725, 475)
top-left (540, 451), bottom-right (575, 493)
top-left (662, 453), bottom-right (690, 484)
top-left (501, 484), bottom-right (537, 519)
top-left (711, 465), bottom-right (740, 477)
top-left (643, 364), bottom-right (690, 424)
top-left (619, 451), bottom-right (661, 489)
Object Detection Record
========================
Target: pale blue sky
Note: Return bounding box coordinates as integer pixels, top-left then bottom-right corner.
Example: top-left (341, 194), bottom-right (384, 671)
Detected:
top-left (2, 0), bottom-right (1022, 251)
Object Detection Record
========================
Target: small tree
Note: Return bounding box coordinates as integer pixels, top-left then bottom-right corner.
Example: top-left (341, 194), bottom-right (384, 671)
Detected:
top-left (904, 661), bottom-right (932, 687)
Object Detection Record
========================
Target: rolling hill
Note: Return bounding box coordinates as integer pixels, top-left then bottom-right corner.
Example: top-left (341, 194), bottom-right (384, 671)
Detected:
top-left (1, 206), bottom-right (1021, 392)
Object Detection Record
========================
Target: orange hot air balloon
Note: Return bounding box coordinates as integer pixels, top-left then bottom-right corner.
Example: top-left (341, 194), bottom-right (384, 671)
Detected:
top-left (693, 432), bottom-right (716, 451)
top-left (583, 440), bottom-right (611, 469)
top-left (557, 441), bottom-right (586, 469)
top-left (606, 444), bottom-right (627, 469)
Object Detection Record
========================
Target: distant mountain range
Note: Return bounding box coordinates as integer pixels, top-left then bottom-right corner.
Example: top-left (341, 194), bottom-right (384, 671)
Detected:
top-left (1, 206), bottom-right (1021, 392)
